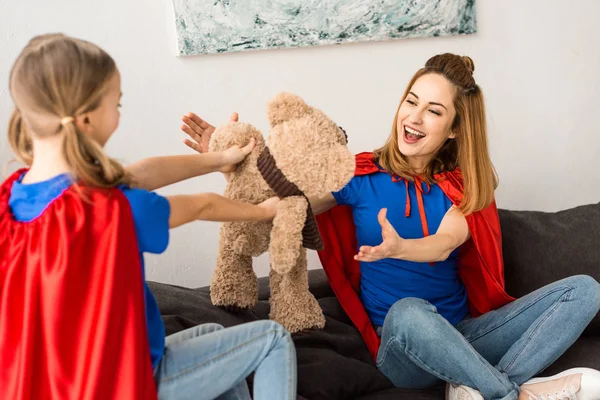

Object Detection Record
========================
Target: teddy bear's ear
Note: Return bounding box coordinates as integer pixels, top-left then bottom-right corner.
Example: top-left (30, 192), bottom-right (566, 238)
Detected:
top-left (267, 92), bottom-right (311, 127)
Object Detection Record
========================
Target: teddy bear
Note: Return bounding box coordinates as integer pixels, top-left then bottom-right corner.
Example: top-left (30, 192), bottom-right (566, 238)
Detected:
top-left (208, 92), bottom-right (355, 333)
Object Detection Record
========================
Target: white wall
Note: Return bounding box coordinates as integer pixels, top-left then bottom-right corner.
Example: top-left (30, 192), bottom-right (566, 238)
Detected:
top-left (1, 0), bottom-right (599, 287)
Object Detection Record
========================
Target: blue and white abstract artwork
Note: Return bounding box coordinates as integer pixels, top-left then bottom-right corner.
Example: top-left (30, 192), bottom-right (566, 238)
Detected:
top-left (172, 0), bottom-right (476, 56)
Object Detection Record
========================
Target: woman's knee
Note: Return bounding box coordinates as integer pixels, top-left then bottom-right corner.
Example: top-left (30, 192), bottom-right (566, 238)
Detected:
top-left (561, 275), bottom-right (600, 315)
top-left (578, 275), bottom-right (600, 304)
top-left (569, 275), bottom-right (600, 298)
top-left (383, 298), bottom-right (437, 335)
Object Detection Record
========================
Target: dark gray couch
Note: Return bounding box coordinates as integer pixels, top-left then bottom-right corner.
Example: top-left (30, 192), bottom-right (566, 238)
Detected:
top-left (149, 202), bottom-right (600, 399)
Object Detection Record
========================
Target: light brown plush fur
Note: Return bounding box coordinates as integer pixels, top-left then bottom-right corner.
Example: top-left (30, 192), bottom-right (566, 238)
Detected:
top-left (208, 92), bottom-right (355, 332)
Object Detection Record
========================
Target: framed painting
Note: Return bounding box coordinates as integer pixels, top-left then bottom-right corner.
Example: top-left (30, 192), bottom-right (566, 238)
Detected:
top-left (172, 0), bottom-right (476, 56)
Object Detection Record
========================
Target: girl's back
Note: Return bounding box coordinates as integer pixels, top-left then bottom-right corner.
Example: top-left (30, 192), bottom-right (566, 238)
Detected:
top-left (0, 33), bottom-right (157, 400)
top-left (0, 171), bottom-right (157, 399)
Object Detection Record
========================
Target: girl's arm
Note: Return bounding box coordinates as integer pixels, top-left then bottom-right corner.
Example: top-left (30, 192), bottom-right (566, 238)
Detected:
top-left (167, 193), bottom-right (278, 229)
top-left (355, 206), bottom-right (470, 263)
top-left (126, 139), bottom-right (255, 191)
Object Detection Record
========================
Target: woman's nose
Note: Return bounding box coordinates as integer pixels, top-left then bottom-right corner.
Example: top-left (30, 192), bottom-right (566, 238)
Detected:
top-left (409, 108), bottom-right (424, 124)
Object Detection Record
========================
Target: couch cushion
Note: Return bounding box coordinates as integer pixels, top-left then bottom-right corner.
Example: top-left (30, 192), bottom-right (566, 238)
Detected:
top-left (499, 203), bottom-right (600, 336)
top-left (539, 336), bottom-right (600, 375)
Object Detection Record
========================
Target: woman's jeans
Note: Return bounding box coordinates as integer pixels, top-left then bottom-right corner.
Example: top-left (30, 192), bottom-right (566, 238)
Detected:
top-left (375, 275), bottom-right (600, 400)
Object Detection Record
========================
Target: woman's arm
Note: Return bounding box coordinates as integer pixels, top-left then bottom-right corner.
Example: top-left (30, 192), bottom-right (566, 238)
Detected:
top-left (309, 193), bottom-right (338, 215)
top-left (167, 193), bottom-right (278, 229)
top-left (126, 139), bottom-right (255, 191)
top-left (181, 111), bottom-right (238, 154)
top-left (355, 206), bottom-right (470, 263)
top-left (180, 112), bottom-right (240, 182)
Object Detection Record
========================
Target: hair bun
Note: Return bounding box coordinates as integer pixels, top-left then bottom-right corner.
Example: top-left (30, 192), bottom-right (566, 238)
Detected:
top-left (461, 56), bottom-right (475, 75)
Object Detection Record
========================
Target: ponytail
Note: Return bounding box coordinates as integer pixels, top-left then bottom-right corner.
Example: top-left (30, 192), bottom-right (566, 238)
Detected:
top-left (61, 121), bottom-right (131, 188)
top-left (8, 109), bottom-right (33, 165)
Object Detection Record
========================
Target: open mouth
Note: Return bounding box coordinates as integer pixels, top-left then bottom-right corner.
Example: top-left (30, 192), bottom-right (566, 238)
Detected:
top-left (403, 125), bottom-right (426, 144)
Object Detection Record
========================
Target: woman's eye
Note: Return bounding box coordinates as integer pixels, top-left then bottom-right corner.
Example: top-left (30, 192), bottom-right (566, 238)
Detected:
top-left (429, 109), bottom-right (441, 116)
top-left (406, 99), bottom-right (416, 105)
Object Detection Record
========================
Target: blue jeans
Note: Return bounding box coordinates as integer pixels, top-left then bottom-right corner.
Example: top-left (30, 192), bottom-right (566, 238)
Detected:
top-left (375, 275), bottom-right (600, 400)
top-left (154, 320), bottom-right (297, 400)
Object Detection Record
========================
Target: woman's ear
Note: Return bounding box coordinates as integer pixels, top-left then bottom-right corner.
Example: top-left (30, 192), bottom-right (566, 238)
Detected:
top-left (448, 131), bottom-right (457, 139)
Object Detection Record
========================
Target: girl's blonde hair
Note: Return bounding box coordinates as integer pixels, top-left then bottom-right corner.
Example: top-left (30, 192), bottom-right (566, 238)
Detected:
top-left (8, 33), bottom-right (130, 187)
top-left (374, 53), bottom-right (497, 215)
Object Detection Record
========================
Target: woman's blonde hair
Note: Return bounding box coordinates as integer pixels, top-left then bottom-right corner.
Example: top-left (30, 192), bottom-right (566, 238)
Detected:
top-left (374, 53), bottom-right (497, 215)
top-left (8, 33), bottom-right (130, 187)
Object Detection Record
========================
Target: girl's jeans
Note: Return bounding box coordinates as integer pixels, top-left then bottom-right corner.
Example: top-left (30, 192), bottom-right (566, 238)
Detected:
top-left (154, 320), bottom-right (297, 400)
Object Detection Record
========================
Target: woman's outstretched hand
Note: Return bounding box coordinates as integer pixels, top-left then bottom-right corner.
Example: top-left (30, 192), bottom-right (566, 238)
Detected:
top-left (355, 209), bottom-right (404, 262)
top-left (180, 111), bottom-right (239, 154)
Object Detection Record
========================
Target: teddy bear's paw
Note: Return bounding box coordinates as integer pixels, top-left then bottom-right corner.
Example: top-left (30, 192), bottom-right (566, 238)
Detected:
top-left (210, 267), bottom-right (258, 309)
top-left (210, 291), bottom-right (256, 310)
top-left (270, 291), bottom-right (326, 333)
top-left (210, 282), bottom-right (257, 309)
top-left (275, 308), bottom-right (326, 334)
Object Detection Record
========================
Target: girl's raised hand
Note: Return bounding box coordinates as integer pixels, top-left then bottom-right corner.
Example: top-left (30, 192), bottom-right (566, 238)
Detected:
top-left (219, 138), bottom-right (256, 173)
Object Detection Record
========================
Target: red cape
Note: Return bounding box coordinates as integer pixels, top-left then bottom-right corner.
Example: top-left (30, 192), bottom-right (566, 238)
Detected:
top-left (0, 170), bottom-right (157, 400)
top-left (316, 153), bottom-right (515, 361)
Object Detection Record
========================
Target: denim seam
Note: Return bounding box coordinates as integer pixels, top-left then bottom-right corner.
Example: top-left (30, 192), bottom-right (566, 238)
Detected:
top-left (160, 328), bottom-right (282, 384)
top-left (463, 285), bottom-right (574, 343)
top-left (287, 338), bottom-right (295, 400)
top-left (502, 286), bottom-right (574, 373)
top-left (375, 335), bottom-right (399, 368)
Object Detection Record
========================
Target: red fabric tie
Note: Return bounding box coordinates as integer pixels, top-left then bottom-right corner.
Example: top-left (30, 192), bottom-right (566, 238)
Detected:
top-left (391, 174), bottom-right (434, 266)
top-left (391, 174), bottom-right (431, 238)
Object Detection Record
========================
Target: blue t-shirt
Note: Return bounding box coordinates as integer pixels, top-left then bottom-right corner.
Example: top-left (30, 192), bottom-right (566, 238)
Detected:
top-left (8, 173), bottom-right (169, 369)
top-left (332, 172), bottom-right (470, 326)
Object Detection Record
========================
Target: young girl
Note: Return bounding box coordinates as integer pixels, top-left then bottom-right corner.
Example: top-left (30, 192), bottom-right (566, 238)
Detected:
top-left (1, 33), bottom-right (296, 400)
top-left (184, 55), bottom-right (600, 400)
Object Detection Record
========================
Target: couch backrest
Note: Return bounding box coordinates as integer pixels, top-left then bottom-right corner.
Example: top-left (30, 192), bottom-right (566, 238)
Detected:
top-left (499, 202), bottom-right (600, 336)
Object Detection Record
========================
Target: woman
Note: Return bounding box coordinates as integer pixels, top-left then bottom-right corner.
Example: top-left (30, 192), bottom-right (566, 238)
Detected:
top-left (182, 54), bottom-right (600, 400)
